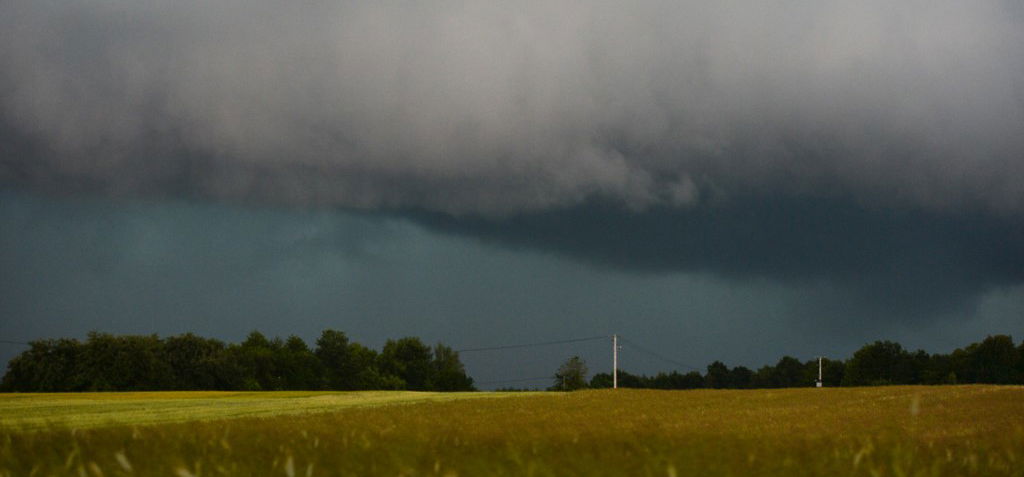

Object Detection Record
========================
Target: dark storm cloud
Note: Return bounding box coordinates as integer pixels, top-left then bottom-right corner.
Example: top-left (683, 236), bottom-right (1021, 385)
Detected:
top-left (408, 197), bottom-right (1024, 319)
top-left (2, 0), bottom-right (1024, 323)
top-left (2, 0), bottom-right (1023, 215)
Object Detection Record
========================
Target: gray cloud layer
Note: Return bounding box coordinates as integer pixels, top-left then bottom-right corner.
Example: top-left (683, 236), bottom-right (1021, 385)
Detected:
top-left (3, 0), bottom-right (1024, 215)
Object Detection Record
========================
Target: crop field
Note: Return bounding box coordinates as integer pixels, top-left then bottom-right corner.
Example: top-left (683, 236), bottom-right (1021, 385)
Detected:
top-left (1, 386), bottom-right (1022, 476)
top-left (0, 391), bottom-right (519, 431)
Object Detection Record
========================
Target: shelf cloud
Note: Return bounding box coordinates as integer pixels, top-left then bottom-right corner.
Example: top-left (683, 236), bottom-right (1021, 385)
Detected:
top-left (2, 0), bottom-right (1022, 215)
top-left (2, 0), bottom-right (1024, 322)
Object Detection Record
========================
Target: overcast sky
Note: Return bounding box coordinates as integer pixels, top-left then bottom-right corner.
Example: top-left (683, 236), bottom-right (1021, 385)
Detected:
top-left (2, 0), bottom-right (1023, 388)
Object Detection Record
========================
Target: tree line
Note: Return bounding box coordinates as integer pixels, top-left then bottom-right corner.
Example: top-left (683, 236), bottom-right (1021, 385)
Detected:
top-left (1, 330), bottom-right (474, 392)
top-left (5, 332), bottom-right (1021, 393)
top-left (567, 334), bottom-right (1024, 390)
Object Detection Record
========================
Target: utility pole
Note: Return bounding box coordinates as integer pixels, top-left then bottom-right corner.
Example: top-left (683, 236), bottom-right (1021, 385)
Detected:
top-left (816, 356), bottom-right (823, 388)
top-left (613, 334), bottom-right (618, 389)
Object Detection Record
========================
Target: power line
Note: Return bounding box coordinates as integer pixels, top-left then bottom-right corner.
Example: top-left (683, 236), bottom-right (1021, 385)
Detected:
top-left (457, 335), bottom-right (608, 353)
top-left (461, 335), bottom-right (608, 388)
top-left (461, 334), bottom-right (700, 387)
top-left (617, 336), bottom-right (700, 372)
top-left (0, 340), bottom-right (30, 346)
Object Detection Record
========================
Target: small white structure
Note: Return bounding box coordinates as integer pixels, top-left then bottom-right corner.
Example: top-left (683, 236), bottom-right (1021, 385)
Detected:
top-left (816, 356), bottom-right (823, 388)
top-left (612, 334), bottom-right (618, 389)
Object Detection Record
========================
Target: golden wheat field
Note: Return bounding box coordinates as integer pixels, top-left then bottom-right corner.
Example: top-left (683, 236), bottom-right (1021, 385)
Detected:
top-left (1, 386), bottom-right (1022, 476)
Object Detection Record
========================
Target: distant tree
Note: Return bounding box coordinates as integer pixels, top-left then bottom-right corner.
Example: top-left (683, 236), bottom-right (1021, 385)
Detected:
top-left (949, 346), bottom-right (973, 383)
top-left (590, 370), bottom-right (645, 389)
top-left (591, 369), bottom-right (706, 390)
top-left (241, 331), bottom-right (272, 349)
top-left (648, 372), bottom-right (672, 389)
top-left (431, 344), bottom-right (475, 391)
top-left (279, 335), bottom-right (323, 390)
top-left (678, 371), bottom-right (705, 389)
top-left (752, 365), bottom-right (774, 388)
top-left (772, 356), bottom-right (806, 387)
top-left (238, 331), bottom-right (284, 390)
top-left (901, 350), bottom-right (931, 385)
top-left (1, 338), bottom-right (82, 391)
top-left (729, 366), bottom-right (754, 389)
top-left (77, 332), bottom-right (170, 391)
top-left (379, 337), bottom-right (434, 390)
top-left (653, 370), bottom-right (704, 389)
top-left (208, 344), bottom-right (255, 390)
top-left (842, 341), bottom-right (909, 386)
top-left (347, 343), bottom-right (398, 390)
top-left (284, 335), bottom-right (308, 353)
top-left (1017, 341), bottom-right (1024, 383)
top-left (589, 372), bottom-right (613, 389)
top-left (704, 361), bottom-right (730, 389)
top-left (315, 329), bottom-right (353, 390)
top-left (821, 358), bottom-right (845, 387)
top-left (802, 359), bottom-right (819, 386)
top-left (1, 330), bottom-right (475, 392)
top-left (969, 335), bottom-right (1018, 384)
top-left (920, 353), bottom-right (953, 385)
top-left (617, 369), bottom-right (646, 388)
top-left (163, 333), bottom-right (225, 390)
top-left (551, 356), bottom-right (588, 391)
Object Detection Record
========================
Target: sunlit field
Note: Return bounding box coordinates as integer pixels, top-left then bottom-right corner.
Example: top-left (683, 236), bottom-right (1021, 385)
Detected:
top-left (2, 386), bottom-right (1022, 476)
top-left (0, 390), bottom-right (519, 431)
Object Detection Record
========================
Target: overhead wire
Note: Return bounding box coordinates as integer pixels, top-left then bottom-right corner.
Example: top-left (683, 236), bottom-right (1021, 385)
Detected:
top-left (458, 334), bottom-right (608, 387)
top-left (456, 335), bottom-right (608, 353)
top-left (617, 335), bottom-right (700, 372)
top-left (460, 334), bottom-right (701, 386)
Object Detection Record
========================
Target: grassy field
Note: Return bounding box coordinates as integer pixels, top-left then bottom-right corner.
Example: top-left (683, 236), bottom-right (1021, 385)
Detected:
top-left (0, 390), bottom-right (525, 431)
top-left (1, 386), bottom-right (1022, 476)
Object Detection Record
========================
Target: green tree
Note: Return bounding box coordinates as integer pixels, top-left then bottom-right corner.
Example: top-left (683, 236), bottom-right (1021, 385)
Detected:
top-left (821, 358), bottom-right (845, 386)
top-left (921, 353), bottom-right (954, 384)
top-left (379, 337), bottom-right (433, 390)
top-left (647, 371), bottom-right (672, 389)
top-left (704, 361), bottom-right (730, 389)
top-left (771, 356), bottom-right (806, 387)
top-left (279, 335), bottom-right (323, 390)
top-left (348, 343), bottom-right (398, 390)
top-left (431, 344), bottom-right (475, 391)
top-left (752, 365), bottom-right (773, 388)
top-left (969, 335), bottom-right (1018, 384)
top-left (238, 331), bottom-right (283, 390)
top-left (241, 331), bottom-right (272, 349)
top-left (78, 332), bottom-right (170, 391)
top-left (315, 329), bottom-right (354, 390)
top-left (842, 341), bottom-right (909, 386)
top-left (901, 350), bottom-right (931, 384)
top-left (163, 333), bottom-right (225, 390)
top-left (589, 372), bottom-right (613, 388)
top-left (616, 369), bottom-right (646, 388)
top-left (0, 338), bottom-right (82, 391)
top-left (1017, 340), bottom-right (1024, 383)
top-left (679, 371), bottom-right (705, 389)
top-left (1, 330), bottom-right (478, 392)
top-left (729, 366), bottom-right (754, 389)
top-left (551, 356), bottom-right (588, 391)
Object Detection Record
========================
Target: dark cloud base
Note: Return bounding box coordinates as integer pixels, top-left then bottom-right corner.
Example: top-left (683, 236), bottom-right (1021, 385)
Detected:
top-left (407, 196), bottom-right (1024, 320)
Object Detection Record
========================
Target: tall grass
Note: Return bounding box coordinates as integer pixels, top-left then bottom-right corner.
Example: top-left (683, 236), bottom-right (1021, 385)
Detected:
top-left (2, 386), bottom-right (1022, 476)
